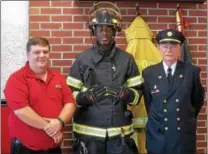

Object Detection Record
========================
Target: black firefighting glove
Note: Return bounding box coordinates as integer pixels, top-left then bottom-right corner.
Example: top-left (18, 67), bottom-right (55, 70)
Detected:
top-left (105, 85), bottom-right (135, 103)
top-left (76, 85), bottom-right (106, 106)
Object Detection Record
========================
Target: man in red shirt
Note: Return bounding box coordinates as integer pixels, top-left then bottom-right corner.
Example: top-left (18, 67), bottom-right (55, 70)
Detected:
top-left (4, 37), bottom-right (76, 154)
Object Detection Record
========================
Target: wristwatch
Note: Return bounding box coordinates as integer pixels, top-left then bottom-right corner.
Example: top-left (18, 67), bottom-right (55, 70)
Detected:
top-left (57, 117), bottom-right (65, 127)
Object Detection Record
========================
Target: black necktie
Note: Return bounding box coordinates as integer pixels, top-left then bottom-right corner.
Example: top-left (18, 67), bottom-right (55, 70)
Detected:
top-left (167, 67), bottom-right (173, 84)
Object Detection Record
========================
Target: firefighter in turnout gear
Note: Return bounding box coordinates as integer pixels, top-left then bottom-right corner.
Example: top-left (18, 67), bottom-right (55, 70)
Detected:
top-left (67, 2), bottom-right (143, 154)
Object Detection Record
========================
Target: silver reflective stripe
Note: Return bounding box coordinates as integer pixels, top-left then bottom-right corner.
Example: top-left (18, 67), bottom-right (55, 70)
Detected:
top-left (81, 86), bottom-right (88, 92)
top-left (73, 123), bottom-right (133, 138)
top-left (72, 91), bottom-right (82, 107)
top-left (126, 75), bottom-right (144, 88)
top-left (128, 88), bottom-right (139, 105)
top-left (66, 76), bottom-right (83, 89)
top-left (73, 91), bottom-right (79, 99)
top-left (73, 123), bottom-right (106, 138)
top-left (107, 124), bottom-right (134, 137)
top-left (132, 117), bottom-right (148, 128)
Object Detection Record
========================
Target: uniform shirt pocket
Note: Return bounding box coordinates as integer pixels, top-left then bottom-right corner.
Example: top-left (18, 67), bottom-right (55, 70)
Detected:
top-left (47, 83), bottom-right (63, 101)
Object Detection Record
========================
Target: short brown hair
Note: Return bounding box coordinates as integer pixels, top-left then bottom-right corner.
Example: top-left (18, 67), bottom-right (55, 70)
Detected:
top-left (26, 37), bottom-right (50, 52)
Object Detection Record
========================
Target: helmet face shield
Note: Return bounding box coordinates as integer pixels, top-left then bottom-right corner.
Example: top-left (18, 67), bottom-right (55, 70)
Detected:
top-left (88, 2), bottom-right (122, 33)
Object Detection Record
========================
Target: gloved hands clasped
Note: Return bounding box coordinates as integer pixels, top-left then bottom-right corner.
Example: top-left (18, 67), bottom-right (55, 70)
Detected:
top-left (76, 84), bottom-right (135, 106)
top-left (76, 85), bottom-right (106, 106)
top-left (105, 85), bottom-right (135, 103)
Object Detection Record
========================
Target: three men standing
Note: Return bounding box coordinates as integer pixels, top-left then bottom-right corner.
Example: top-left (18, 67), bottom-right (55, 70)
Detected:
top-left (4, 3), bottom-right (205, 154)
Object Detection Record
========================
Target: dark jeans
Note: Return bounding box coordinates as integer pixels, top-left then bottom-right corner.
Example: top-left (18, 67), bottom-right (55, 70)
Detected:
top-left (11, 139), bottom-right (62, 154)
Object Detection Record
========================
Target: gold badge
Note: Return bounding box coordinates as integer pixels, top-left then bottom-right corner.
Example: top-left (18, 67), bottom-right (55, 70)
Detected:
top-left (167, 31), bottom-right (173, 37)
top-left (179, 74), bottom-right (183, 78)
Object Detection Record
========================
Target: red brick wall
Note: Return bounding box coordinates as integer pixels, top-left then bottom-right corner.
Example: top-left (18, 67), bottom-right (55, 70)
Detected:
top-left (29, 1), bottom-right (207, 154)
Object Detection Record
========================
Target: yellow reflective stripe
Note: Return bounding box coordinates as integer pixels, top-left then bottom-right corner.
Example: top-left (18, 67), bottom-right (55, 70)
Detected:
top-left (128, 88), bottom-right (139, 105)
top-left (73, 123), bottom-right (106, 138)
top-left (126, 75), bottom-right (144, 88)
top-left (107, 124), bottom-right (134, 137)
top-left (132, 117), bottom-right (148, 128)
top-left (73, 123), bottom-right (133, 138)
top-left (66, 76), bottom-right (83, 89)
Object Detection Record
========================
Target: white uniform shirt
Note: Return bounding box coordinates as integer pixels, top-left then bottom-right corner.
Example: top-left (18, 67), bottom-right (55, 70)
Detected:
top-left (163, 61), bottom-right (177, 77)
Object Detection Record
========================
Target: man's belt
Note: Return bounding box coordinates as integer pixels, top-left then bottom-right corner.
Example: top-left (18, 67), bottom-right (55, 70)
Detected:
top-left (73, 123), bottom-right (134, 138)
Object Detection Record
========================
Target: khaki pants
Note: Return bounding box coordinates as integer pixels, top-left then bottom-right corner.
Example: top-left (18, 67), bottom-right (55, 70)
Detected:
top-left (133, 128), bottom-right (147, 154)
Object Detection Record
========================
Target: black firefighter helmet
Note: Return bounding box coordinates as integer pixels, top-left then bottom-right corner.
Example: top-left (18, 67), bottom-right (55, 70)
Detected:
top-left (88, 2), bottom-right (122, 33)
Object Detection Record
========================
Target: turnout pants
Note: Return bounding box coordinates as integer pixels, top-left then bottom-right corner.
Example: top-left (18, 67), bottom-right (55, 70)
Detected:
top-left (72, 135), bottom-right (139, 154)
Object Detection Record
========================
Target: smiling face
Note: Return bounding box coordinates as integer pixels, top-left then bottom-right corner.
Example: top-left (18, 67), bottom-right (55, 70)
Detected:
top-left (95, 25), bottom-right (116, 46)
top-left (27, 45), bottom-right (50, 73)
top-left (158, 43), bottom-right (181, 65)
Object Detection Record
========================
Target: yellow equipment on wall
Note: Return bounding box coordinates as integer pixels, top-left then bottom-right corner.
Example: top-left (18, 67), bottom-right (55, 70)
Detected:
top-left (125, 16), bottom-right (162, 153)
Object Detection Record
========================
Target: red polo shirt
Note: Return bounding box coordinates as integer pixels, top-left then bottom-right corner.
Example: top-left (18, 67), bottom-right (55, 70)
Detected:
top-left (4, 62), bottom-right (75, 150)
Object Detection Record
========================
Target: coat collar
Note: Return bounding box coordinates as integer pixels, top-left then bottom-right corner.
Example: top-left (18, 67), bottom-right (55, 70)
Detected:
top-left (156, 60), bottom-right (185, 97)
top-left (90, 42), bottom-right (117, 65)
